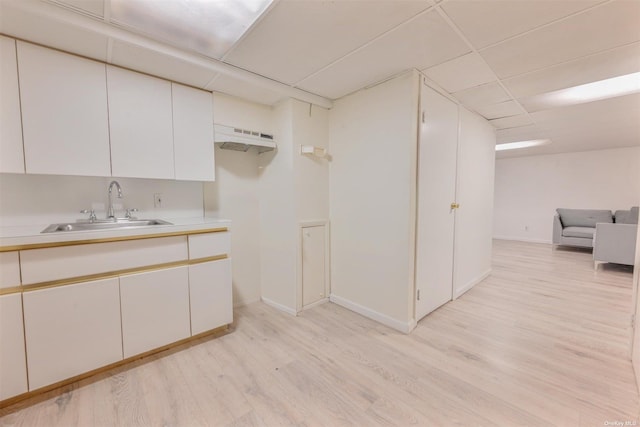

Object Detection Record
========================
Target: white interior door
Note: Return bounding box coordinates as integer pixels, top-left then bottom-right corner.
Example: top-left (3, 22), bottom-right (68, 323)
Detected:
top-left (302, 225), bottom-right (326, 307)
top-left (415, 82), bottom-right (459, 321)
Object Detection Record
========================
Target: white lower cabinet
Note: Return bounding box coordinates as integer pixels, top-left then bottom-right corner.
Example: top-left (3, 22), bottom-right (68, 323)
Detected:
top-left (22, 278), bottom-right (123, 390)
top-left (189, 259), bottom-right (233, 335)
top-left (0, 294), bottom-right (28, 400)
top-left (120, 266), bottom-right (191, 358)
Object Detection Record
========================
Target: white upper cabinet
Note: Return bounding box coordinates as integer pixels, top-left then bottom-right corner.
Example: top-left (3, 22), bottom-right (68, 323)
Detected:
top-left (0, 36), bottom-right (24, 174)
top-left (172, 83), bottom-right (215, 181)
top-left (17, 41), bottom-right (111, 177)
top-left (107, 66), bottom-right (175, 179)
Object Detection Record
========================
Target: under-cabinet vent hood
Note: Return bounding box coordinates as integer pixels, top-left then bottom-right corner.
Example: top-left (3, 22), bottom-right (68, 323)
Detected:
top-left (214, 124), bottom-right (276, 153)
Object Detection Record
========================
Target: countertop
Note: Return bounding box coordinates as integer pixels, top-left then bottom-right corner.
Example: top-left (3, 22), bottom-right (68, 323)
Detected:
top-left (0, 217), bottom-right (231, 249)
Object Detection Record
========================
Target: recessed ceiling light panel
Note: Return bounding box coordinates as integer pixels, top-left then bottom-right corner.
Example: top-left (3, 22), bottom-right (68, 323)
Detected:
top-left (521, 72), bottom-right (640, 112)
top-left (110, 0), bottom-right (274, 59)
top-left (495, 139), bottom-right (551, 151)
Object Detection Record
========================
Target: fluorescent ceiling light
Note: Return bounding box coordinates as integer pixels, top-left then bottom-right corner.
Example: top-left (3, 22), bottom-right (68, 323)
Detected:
top-left (495, 139), bottom-right (551, 151)
top-left (521, 72), bottom-right (640, 111)
top-left (110, 0), bottom-right (273, 59)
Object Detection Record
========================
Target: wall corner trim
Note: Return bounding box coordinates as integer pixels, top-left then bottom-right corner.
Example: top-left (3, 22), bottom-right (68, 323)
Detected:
top-left (329, 294), bottom-right (415, 334)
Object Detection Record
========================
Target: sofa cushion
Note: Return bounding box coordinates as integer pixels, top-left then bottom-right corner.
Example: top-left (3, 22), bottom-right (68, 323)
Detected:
top-left (556, 208), bottom-right (613, 228)
top-left (562, 226), bottom-right (596, 239)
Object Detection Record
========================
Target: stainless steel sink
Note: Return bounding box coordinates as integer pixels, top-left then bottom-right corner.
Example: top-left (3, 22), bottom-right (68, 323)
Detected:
top-left (41, 219), bottom-right (173, 233)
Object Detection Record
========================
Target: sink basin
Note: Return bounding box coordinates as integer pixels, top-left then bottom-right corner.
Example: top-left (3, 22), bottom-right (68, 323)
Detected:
top-left (41, 219), bottom-right (173, 233)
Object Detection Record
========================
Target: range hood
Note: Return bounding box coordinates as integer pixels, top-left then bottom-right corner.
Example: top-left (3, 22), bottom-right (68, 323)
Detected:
top-left (214, 124), bottom-right (276, 153)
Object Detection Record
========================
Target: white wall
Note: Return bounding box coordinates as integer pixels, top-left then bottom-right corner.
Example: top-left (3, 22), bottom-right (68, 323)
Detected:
top-left (0, 173), bottom-right (203, 227)
top-left (453, 107), bottom-right (496, 297)
top-left (494, 147), bottom-right (640, 243)
top-left (256, 98), bottom-right (330, 314)
top-left (257, 99), bottom-right (298, 312)
top-left (204, 92), bottom-right (273, 307)
top-left (329, 71), bottom-right (419, 331)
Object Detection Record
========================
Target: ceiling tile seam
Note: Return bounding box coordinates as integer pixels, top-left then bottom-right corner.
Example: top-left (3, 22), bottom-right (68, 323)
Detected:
top-left (435, 5), bottom-right (539, 133)
top-left (291, 3), bottom-right (436, 89)
top-left (475, 0), bottom-right (615, 53)
top-left (204, 74), bottom-right (221, 90)
top-left (497, 40), bottom-right (640, 83)
top-left (219, 0), bottom-right (282, 63)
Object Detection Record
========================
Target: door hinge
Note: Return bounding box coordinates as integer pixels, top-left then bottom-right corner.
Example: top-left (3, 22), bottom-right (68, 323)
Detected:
top-left (417, 289), bottom-right (420, 301)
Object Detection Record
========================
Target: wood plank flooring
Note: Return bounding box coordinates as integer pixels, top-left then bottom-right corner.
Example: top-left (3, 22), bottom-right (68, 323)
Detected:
top-left (1, 240), bottom-right (638, 426)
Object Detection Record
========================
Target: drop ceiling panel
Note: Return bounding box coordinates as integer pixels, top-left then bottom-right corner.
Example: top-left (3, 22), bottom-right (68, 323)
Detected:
top-left (49, 0), bottom-right (104, 18)
top-left (475, 100), bottom-right (525, 120)
top-left (298, 10), bottom-right (470, 100)
top-left (223, 0), bottom-right (433, 85)
top-left (110, 40), bottom-right (217, 88)
top-left (206, 74), bottom-right (286, 106)
top-left (489, 114), bottom-right (533, 129)
top-left (452, 82), bottom-right (510, 109)
top-left (504, 42), bottom-right (640, 98)
top-left (423, 52), bottom-right (496, 93)
top-left (0, 0), bottom-right (108, 62)
top-left (441, 0), bottom-right (603, 50)
top-left (480, 1), bottom-right (640, 79)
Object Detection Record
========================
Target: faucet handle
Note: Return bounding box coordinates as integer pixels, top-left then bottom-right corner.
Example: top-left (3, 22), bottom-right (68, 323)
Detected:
top-left (80, 209), bottom-right (97, 222)
top-left (125, 208), bottom-right (138, 219)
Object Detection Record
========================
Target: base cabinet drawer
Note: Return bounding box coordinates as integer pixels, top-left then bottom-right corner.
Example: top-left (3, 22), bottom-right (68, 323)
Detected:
top-left (23, 278), bottom-right (123, 390)
top-left (189, 259), bottom-right (233, 335)
top-left (120, 266), bottom-right (191, 358)
top-left (0, 294), bottom-right (28, 400)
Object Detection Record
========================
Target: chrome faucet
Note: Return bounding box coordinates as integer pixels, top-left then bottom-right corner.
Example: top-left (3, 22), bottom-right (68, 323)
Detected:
top-left (107, 180), bottom-right (123, 219)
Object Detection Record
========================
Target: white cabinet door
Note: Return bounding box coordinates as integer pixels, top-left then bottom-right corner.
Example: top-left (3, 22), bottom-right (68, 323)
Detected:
top-left (189, 259), bottom-right (232, 335)
top-left (415, 83), bottom-right (459, 321)
top-left (107, 66), bottom-right (174, 179)
top-left (17, 41), bottom-right (111, 177)
top-left (0, 36), bottom-right (24, 174)
top-left (172, 83), bottom-right (215, 181)
top-left (0, 294), bottom-right (28, 400)
top-left (120, 266), bottom-right (190, 358)
top-left (23, 278), bottom-right (123, 390)
top-left (302, 225), bottom-right (326, 307)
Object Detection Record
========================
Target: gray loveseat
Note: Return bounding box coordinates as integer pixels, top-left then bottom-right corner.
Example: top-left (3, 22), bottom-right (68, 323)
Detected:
top-left (553, 208), bottom-right (613, 248)
top-left (593, 207), bottom-right (638, 269)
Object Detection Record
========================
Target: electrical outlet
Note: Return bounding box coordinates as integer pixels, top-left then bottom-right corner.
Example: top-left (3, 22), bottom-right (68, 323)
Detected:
top-left (154, 193), bottom-right (163, 208)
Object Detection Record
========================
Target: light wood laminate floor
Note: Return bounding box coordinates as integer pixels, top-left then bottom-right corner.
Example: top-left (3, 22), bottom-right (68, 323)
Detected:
top-left (1, 240), bottom-right (638, 426)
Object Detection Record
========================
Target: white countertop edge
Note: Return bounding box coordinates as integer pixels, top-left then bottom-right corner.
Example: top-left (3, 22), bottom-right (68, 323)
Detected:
top-left (0, 217), bottom-right (231, 248)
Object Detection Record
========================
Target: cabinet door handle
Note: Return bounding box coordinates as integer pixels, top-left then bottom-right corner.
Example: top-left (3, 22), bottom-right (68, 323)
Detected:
top-left (450, 203), bottom-right (460, 210)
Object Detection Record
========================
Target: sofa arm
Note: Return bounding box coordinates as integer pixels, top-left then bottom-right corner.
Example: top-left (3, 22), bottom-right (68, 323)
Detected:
top-left (594, 223), bottom-right (638, 266)
top-left (552, 215), bottom-right (563, 244)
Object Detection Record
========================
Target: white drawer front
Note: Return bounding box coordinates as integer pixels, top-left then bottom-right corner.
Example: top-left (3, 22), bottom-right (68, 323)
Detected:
top-left (188, 232), bottom-right (231, 259)
top-left (0, 251), bottom-right (20, 288)
top-left (20, 236), bottom-right (188, 285)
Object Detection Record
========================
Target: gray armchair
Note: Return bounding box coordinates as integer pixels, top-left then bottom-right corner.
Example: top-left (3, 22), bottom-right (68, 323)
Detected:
top-left (593, 207), bottom-right (638, 269)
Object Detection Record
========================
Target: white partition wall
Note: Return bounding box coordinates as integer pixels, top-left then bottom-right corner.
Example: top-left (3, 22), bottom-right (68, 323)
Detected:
top-left (330, 71), bottom-right (497, 332)
top-left (329, 71), bottom-right (419, 332)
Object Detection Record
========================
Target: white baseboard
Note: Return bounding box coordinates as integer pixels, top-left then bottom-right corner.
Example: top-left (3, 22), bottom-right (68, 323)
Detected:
top-left (454, 269), bottom-right (491, 299)
top-left (261, 297), bottom-right (297, 316)
top-left (233, 297), bottom-right (261, 308)
top-left (301, 297), bottom-right (329, 312)
top-left (493, 236), bottom-right (551, 244)
top-left (329, 294), bottom-right (416, 334)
